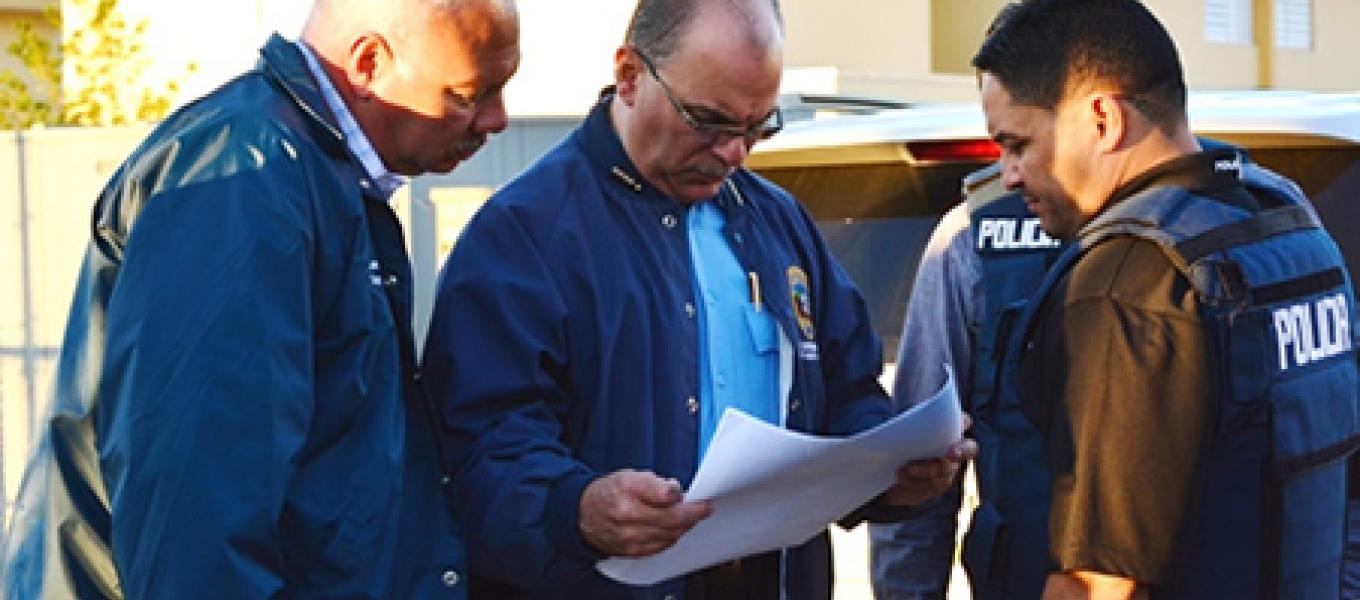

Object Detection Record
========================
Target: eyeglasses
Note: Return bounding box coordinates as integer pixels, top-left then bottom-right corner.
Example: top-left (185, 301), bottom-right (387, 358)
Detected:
top-left (634, 47), bottom-right (783, 146)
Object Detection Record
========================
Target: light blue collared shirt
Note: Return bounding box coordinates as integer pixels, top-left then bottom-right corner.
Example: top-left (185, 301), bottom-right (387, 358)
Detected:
top-left (294, 40), bottom-right (408, 199)
top-left (688, 200), bottom-right (781, 459)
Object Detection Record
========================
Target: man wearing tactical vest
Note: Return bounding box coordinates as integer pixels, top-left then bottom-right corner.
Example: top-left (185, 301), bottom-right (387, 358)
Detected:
top-left (867, 165), bottom-right (1063, 599)
top-left (967, 0), bottom-right (1360, 598)
top-left (870, 146), bottom-right (1330, 599)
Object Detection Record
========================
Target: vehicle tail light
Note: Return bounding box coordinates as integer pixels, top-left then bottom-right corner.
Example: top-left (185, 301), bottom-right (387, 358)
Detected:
top-left (905, 140), bottom-right (1001, 163)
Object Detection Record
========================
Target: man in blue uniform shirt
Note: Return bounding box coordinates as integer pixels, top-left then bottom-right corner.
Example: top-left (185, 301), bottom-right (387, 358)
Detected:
top-left (422, 0), bottom-right (975, 598)
top-left (1, 0), bottom-right (520, 598)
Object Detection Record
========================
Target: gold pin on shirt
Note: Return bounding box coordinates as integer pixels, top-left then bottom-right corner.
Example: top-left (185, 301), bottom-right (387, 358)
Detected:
top-left (748, 272), bottom-right (762, 312)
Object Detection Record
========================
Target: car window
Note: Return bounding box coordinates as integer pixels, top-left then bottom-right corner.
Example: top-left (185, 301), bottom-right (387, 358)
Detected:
top-left (756, 145), bottom-right (1360, 361)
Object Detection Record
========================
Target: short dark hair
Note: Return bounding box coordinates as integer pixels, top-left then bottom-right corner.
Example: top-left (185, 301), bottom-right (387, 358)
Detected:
top-left (972, 0), bottom-right (1187, 132)
top-left (625, 0), bottom-right (782, 65)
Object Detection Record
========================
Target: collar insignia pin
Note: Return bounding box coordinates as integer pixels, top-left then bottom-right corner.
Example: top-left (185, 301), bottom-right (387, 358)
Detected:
top-left (611, 166), bottom-right (643, 193)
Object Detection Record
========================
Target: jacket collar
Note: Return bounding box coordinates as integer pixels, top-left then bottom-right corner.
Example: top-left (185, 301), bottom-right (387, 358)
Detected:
top-left (1106, 149), bottom-right (1249, 209)
top-left (294, 40), bottom-right (409, 198)
top-left (578, 88), bottom-right (655, 198)
top-left (257, 33), bottom-right (345, 149)
top-left (577, 86), bottom-right (747, 215)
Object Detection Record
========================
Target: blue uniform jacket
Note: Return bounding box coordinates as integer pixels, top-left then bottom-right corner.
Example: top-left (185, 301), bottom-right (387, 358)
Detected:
top-left (423, 96), bottom-right (893, 599)
top-left (1, 35), bottom-right (465, 599)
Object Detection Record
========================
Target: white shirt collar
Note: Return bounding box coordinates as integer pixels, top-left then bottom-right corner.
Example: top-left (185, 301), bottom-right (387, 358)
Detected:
top-left (294, 40), bottom-right (408, 199)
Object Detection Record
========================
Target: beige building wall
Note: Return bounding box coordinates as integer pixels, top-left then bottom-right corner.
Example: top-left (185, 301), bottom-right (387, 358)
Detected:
top-left (930, 0), bottom-right (1008, 75)
top-left (780, 0), bottom-right (1358, 103)
top-left (784, 0), bottom-right (931, 77)
top-left (1144, 0), bottom-right (1261, 90)
top-left (1273, 0), bottom-right (1360, 90)
top-left (782, 0), bottom-right (979, 102)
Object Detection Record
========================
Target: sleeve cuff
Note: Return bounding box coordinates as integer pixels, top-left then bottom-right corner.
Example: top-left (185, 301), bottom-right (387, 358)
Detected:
top-left (546, 469), bottom-right (606, 562)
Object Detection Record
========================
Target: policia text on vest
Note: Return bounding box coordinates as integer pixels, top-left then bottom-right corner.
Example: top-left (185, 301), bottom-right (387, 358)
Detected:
top-left (975, 217), bottom-right (1062, 252)
top-left (1274, 292), bottom-right (1352, 371)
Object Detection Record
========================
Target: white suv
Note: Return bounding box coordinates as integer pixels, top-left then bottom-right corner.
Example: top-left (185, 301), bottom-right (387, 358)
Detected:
top-left (749, 91), bottom-right (1360, 354)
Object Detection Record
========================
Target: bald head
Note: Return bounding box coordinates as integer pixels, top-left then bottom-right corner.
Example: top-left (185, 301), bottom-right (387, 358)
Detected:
top-left (625, 0), bottom-right (783, 67)
top-left (611, 0), bottom-right (784, 203)
top-left (303, 0), bottom-right (516, 55)
top-left (298, 0), bottom-right (520, 176)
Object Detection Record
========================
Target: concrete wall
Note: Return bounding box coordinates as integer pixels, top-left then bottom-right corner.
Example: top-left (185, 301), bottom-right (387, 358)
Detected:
top-left (0, 125), bottom-right (148, 522)
top-left (0, 130), bottom-right (24, 519)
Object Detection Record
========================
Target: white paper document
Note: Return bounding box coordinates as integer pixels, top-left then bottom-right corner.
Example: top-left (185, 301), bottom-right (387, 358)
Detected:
top-left (597, 367), bottom-right (964, 586)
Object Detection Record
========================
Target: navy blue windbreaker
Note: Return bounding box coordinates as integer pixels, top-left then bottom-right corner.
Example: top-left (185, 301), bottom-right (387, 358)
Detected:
top-left (1, 35), bottom-right (465, 599)
top-left (423, 95), bottom-right (893, 599)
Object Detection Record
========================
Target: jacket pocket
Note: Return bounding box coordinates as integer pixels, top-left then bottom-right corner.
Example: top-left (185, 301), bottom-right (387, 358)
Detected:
top-left (1270, 357), bottom-right (1360, 479)
top-left (1267, 356), bottom-right (1358, 597)
top-left (744, 306), bottom-right (780, 355)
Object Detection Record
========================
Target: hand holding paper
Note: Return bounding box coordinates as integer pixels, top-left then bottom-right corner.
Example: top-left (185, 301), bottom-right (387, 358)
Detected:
top-left (597, 367), bottom-right (967, 586)
top-left (578, 470), bottom-right (713, 558)
top-left (884, 412), bottom-right (977, 506)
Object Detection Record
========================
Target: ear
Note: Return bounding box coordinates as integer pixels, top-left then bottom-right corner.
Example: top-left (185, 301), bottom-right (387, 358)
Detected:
top-left (614, 46), bottom-right (642, 107)
top-left (1089, 92), bottom-right (1127, 154)
top-left (344, 33), bottom-right (395, 101)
